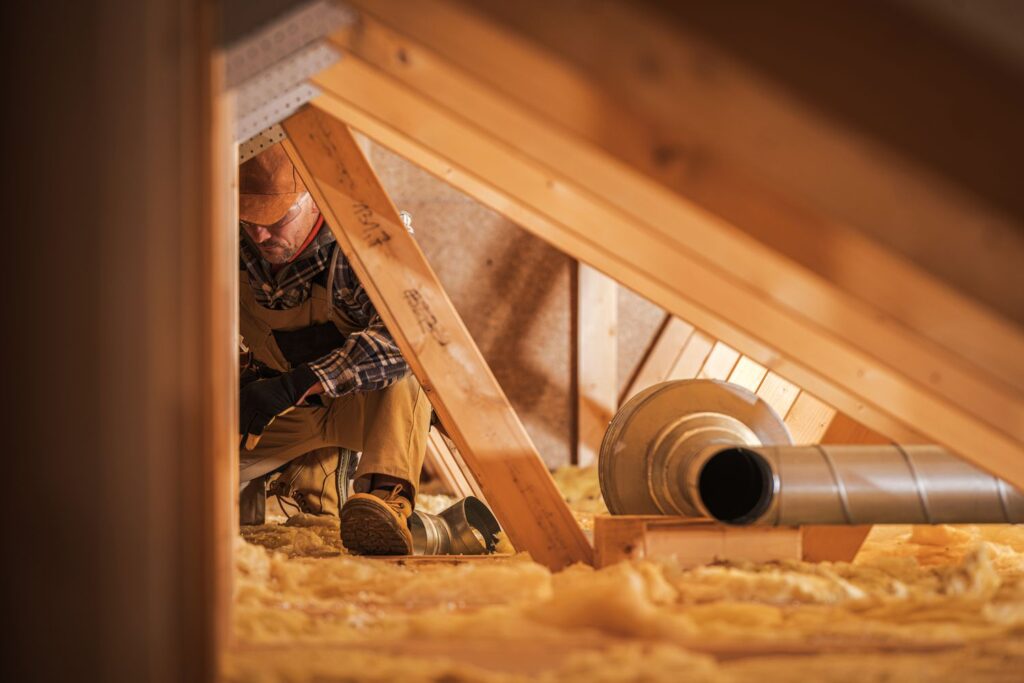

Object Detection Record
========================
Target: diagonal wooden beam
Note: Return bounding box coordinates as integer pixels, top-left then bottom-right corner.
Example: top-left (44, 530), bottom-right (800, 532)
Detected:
top-left (309, 12), bottom-right (1024, 490)
top-left (280, 107), bottom-right (592, 569)
top-left (339, 0), bottom-right (1024, 373)
top-left (423, 426), bottom-right (483, 500)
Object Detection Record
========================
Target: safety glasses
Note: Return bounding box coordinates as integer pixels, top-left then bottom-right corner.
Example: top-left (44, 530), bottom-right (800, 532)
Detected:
top-left (239, 192), bottom-right (311, 232)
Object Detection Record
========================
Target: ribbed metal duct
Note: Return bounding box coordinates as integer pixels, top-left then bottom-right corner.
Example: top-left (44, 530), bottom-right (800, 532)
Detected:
top-left (409, 496), bottom-right (502, 555)
top-left (599, 380), bottom-right (1024, 525)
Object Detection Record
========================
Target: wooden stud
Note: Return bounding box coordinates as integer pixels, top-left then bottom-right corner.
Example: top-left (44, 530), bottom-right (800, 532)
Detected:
top-left (668, 330), bottom-right (716, 380)
top-left (280, 107), bottom-right (591, 569)
top-left (756, 372), bottom-right (800, 420)
top-left (575, 264), bottom-right (618, 466)
top-left (423, 426), bottom-right (481, 500)
top-left (696, 341), bottom-right (741, 381)
top-left (320, 7), bottom-right (1024, 491)
top-left (620, 315), bottom-right (694, 404)
top-left (784, 392), bottom-right (837, 445)
top-left (728, 355), bottom-right (769, 392)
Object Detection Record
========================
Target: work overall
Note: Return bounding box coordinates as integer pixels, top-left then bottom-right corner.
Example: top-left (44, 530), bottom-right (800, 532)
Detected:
top-left (238, 245), bottom-right (430, 499)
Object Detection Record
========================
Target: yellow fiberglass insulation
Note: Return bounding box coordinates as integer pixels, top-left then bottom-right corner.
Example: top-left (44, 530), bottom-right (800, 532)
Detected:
top-left (227, 465), bottom-right (1024, 682)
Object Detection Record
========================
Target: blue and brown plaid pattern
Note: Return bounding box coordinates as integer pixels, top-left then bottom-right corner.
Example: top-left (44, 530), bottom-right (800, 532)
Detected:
top-left (240, 224), bottom-right (410, 398)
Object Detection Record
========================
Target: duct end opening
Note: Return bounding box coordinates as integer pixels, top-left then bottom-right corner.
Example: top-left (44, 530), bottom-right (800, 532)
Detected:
top-left (698, 447), bottom-right (774, 525)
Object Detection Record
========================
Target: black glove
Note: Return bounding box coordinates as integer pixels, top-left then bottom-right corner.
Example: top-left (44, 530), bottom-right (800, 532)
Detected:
top-left (239, 364), bottom-right (319, 450)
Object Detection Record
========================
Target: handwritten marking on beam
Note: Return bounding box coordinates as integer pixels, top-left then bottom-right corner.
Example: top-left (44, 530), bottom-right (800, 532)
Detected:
top-left (403, 289), bottom-right (450, 346)
top-left (352, 201), bottom-right (392, 247)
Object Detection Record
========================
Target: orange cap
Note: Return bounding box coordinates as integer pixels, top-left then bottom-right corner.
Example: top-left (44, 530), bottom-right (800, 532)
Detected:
top-left (238, 144), bottom-right (308, 225)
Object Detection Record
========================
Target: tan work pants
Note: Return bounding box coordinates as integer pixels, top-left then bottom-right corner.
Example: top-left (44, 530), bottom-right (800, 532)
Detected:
top-left (239, 374), bottom-right (430, 497)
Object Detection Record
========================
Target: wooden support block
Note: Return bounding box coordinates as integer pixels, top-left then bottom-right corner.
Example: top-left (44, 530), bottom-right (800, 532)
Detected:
top-left (820, 412), bottom-right (892, 446)
top-left (799, 412), bottom-right (889, 562)
top-left (594, 515), bottom-right (802, 568)
top-left (281, 107), bottom-right (591, 569)
top-left (575, 263), bottom-right (618, 466)
top-left (801, 526), bottom-right (872, 564)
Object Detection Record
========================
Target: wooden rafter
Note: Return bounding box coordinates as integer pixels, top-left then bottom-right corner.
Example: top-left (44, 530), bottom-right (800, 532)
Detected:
top-left (280, 107), bottom-right (592, 569)
top-left (310, 4), bottom-right (1024, 491)
top-left (423, 427), bottom-right (485, 501)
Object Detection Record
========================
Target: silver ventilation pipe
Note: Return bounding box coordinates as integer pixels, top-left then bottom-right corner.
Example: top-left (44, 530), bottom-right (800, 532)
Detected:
top-left (599, 380), bottom-right (1024, 525)
top-left (409, 496), bottom-right (502, 555)
top-left (693, 443), bottom-right (1023, 525)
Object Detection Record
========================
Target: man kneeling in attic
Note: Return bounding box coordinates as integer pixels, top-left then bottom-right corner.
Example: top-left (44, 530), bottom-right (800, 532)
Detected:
top-left (236, 143), bottom-right (430, 555)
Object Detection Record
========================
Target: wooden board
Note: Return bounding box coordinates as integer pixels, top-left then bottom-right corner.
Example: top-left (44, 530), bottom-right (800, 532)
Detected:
top-left (321, 4), bottom-right (1024, 491)
top-left (618, 314), bottom-right (842, 451)
top-left (457, 0), bottom-right (1024, 325)
top-left (668, 330), bottom-right (716, 381)
top-left (594, 515), bottom-right (802, 569)
top-left (785, 392), bottom-right (837, 445)
top-left (696, 341), bottom-right (741, 381)
top-left (281, 107), bottom-right (591, 569)
top-left (423, 426), bottom-right (481, 500)
top-left (728, 356), bottom-right (768, 393)
top-left (575, 263), bottom-right (617, 466)
top-left (620, 315), bottom-right (693, 404)
top-left (801, 525), bottom-right (873, 564)
top-left (340, 0), bottom-right (1024, 365)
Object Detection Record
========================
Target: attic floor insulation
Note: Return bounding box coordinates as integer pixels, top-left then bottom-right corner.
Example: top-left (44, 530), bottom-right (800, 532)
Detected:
top-left (226, 466), bottom-right (1024, 682)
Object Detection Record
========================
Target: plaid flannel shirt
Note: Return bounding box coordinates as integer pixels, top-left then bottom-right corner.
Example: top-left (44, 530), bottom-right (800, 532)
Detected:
top-left (240, 223), bottom-right (410, 397)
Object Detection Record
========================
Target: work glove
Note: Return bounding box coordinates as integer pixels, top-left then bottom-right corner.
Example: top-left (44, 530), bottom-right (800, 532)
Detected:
top-left (240, 364), bottom-right (320, 450)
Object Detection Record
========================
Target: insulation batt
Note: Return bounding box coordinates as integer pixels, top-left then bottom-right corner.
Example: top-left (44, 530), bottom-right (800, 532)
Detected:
top-left (228, 466), bottom-right (1024, 682)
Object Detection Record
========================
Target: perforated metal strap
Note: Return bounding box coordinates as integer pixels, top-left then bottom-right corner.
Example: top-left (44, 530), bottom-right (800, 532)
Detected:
top-left (225, 0), bottom-right (352, 88)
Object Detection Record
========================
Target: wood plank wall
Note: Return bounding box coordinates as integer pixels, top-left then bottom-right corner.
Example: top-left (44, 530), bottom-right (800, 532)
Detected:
top-left (623, 314), bottom-right (854, 445)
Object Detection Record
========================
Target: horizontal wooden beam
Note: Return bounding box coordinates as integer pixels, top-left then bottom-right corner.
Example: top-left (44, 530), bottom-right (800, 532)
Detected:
top-left (280, 107), bottom-right (591, 569)
top-left (359, 0), bottom-right (1024, 329)
top-left (594, 515), bottom-right (802, 569)
top-left (309, 51), bottom-right (1024, 489)
top-left (330, 6), bottom-right (1024, 396)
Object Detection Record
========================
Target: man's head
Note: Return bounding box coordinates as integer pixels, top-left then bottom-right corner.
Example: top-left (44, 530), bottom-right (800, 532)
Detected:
top-left (239, 144), bottom-right (320, 263)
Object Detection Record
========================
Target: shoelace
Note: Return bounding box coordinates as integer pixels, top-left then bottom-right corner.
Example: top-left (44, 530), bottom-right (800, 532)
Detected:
top-left (380, 484), bottom-right (409, 513)
top-left (270, 458), bottom-right (335, 519)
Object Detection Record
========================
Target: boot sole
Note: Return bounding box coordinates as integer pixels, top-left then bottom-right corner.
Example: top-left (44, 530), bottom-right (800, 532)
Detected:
top-left (340, 498), bottom-right (413, 555)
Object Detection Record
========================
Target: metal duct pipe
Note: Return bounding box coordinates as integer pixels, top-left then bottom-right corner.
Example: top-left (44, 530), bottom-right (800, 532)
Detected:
top-left (599, 379), bottom-right (1024, 525)
top-left (409, 496), bottom-right (502, 554)
top-left (697, 444), bottom-right (1024, 525)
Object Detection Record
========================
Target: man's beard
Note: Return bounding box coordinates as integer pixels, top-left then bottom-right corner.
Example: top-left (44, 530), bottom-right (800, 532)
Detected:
top-left (259, 241), bottom-right (296, 263)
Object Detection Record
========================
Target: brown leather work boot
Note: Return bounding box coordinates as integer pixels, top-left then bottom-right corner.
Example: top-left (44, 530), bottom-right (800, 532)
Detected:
top-left (268, 447), bottom-right (357, 518)
top-left (340, 484), bottom-right (414, 555)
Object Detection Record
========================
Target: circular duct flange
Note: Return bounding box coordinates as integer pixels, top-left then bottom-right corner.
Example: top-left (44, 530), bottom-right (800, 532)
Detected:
top-left (599, 379), bottom-right (791, 514)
